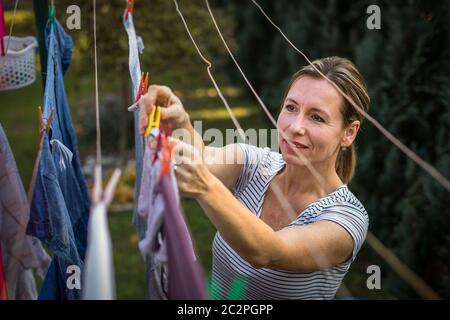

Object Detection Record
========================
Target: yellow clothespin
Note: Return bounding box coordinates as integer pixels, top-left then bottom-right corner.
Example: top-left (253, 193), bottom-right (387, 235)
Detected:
top-left (144, 105), bottom-right (161, 137)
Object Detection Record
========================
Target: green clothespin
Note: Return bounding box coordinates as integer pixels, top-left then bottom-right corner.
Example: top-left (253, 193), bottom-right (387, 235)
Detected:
top-left (48, 4), bottom-right (55, 26)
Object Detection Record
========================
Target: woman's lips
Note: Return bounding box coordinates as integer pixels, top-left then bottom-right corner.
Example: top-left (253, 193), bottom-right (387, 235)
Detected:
top-left (282, 139), bottom-right (309, 149)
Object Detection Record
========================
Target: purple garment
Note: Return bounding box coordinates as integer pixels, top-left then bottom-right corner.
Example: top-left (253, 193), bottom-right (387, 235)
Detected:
top-left (160, 174), bottom-right (207, 300)
top-left (0, 124), bottom-right (51, 300)
top-left (137, 140), bottom-right (168, 299)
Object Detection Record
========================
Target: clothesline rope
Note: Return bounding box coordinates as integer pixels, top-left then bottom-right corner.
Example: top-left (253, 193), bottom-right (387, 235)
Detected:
top-left (172, 0), bottom-right (245, 144)
top-left (93, 0), bottom-right (101, 170)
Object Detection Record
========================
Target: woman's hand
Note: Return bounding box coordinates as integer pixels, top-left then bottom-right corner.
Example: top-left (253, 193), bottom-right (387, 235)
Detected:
top-left (139, 85), bottom-right (188, 135)
top-left (171, 138), bottom-right (215, 199)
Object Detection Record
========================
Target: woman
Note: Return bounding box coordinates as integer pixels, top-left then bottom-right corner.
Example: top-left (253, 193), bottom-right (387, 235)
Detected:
top-left (139, 56), bottom-right (370, 299)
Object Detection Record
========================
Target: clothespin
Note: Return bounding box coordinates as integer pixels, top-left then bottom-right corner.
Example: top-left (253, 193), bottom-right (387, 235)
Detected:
top-left (160, 124), bottom-right (175, 176)
top-left (151, 129), bottom-right (163, 164)
top-left (144, 105), bottom-right (161, 137)
top-left (38, 106), bottom-right (54, 141)
top-left (138, 71), bottom-right (149, 101)
top-left (28, 106), bottom-right (54, 203)
top-left (128, 71), bottom-right (148, 112)
top-left (125, 0), bottom-right (134, 21)
top-left (48, 4), bottom-right (56, 27)
top-left (92, 165), bottom-right (122, 207)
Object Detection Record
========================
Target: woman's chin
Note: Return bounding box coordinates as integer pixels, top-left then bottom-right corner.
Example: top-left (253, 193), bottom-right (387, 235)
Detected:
top-left (281, 152), bottom-right (312, 166)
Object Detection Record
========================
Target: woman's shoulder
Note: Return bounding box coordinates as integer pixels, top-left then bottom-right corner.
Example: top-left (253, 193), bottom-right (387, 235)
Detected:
top-left (233, 144), bottom-right (283, 194)
top-left (238, 143), bottom-right (284, 167)
top-left (321, 185), bottom-right (369, 223)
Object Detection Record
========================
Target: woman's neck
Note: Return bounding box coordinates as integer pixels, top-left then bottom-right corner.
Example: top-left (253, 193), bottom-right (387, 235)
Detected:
top-left (277, 160), bottom-right (343, 199)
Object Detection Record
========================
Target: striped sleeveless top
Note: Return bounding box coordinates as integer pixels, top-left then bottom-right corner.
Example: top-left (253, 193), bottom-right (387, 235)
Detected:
top-left (211, 144), bottom-right (369, 300)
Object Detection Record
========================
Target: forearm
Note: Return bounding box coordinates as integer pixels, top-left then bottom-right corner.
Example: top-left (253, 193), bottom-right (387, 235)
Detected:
top-left (178, 113), bottom-right (205, 154)
top-left (197, 173), bottom-right (281, 267)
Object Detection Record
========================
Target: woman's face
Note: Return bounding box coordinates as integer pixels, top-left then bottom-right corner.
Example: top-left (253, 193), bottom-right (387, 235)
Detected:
top-left (277, 76), bottom-right (358, 168)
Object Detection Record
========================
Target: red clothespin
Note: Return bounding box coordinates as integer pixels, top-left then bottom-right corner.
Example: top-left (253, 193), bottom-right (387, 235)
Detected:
top-left (135, 71), bottom-right (148, 102)
top-left (151, 130), bottom-right (163, 164)
top-left (151, 123), bottom-right (171, 164)
top-left (128, 71), bottom-right (149, 112)
top-left (125, 0), bottom-right (134, 21)
top-left (160, 124), bottom-right (175, 176)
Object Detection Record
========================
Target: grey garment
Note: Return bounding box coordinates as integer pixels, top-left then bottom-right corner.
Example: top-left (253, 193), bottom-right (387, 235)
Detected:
top-left (145, 236), bottom-right (168, 300)
top-left (122, 11), bottom-right (145, 236)
top-left (0, 124), bottom-right (51, 300)
top-left (137, 140), bottom-right (168, 300)
top-left (30, 237), bottom-right (51, 280)
top-left (123, 12), bottom-right (159, 299)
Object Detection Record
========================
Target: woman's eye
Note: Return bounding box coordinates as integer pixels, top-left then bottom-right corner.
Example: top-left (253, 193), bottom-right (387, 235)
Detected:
top-left (311, 114), bottom-right (324, 122)
top-left (285, 104), bottom-right (295, 112)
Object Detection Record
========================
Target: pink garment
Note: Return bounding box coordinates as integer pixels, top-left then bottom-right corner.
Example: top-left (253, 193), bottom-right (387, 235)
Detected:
top-left (0, 243), bottom-right (7, 299)
top-left (0, 125), bottom-right (51, 299)
top-left (0, 0), bottom-right (6, 56)
top-left (160, 174), bottom-right (207, 299)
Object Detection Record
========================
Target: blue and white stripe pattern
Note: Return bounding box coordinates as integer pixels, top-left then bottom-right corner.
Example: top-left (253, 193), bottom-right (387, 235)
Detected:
top-left (212, 143), bottom-right (369, 300)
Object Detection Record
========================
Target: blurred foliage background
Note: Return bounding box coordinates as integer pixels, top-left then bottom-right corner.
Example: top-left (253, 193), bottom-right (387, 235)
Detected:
top-left (0, 0), bottom-right (449, 299)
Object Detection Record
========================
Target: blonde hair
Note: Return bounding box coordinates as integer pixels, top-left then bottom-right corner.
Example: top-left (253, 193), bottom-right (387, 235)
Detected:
top-left (280, 56), bottom-right (370, 183)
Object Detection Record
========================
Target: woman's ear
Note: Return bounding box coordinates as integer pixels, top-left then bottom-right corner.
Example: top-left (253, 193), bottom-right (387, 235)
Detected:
top-left (341, 120), bottom-right (360, 148)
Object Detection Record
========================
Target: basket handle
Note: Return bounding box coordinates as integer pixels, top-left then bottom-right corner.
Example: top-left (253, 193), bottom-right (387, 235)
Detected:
top-left (0, 0), bottom-right (6, 56)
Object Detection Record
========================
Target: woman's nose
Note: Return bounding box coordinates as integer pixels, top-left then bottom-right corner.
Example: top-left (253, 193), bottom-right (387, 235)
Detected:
top-left (288, 115), bottom-right (307, 135)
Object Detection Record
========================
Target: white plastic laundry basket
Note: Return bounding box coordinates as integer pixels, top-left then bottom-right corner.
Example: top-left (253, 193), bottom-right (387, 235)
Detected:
top-left (0, 36), bottom-right (38, 91)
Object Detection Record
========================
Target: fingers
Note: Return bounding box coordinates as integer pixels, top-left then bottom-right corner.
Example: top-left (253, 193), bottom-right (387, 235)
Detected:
top-left (159, 104), bottom-right (180, 121)
top-left (172, 139), bottom-right (201, 164)
top-left (139, 85), bottom-right (173, 135)
top-left (139, 100), bottom-right (152, 135)
top-left (138, 85), bottom-right (187, 135)
top-left (147, 85), bottom-right (172, 108)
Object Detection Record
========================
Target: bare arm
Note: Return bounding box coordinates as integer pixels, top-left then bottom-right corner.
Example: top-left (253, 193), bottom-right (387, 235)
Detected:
top-left (139, 84), bottom-right (243, 190)
top-left (172, 140), bottom-right (354, 272)
top-left (196, 173), bottom-right (354, 272)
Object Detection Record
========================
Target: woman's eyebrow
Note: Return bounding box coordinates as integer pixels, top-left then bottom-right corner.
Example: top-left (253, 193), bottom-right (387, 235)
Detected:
top-left (285, 98), bottom-right (298, 105)
top-left (285, 98), bottom-right (331, 118)
top-left (310, 107), bottom-right (330, 118)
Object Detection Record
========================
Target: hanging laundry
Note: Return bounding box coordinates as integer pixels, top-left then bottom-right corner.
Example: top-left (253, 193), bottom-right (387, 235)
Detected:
top-left (0, 124), bottom-right (51, 300)
top-left (0, 243), bottom-right (7, 300)
top-left (0, 0), bottom-right (6, 56)
top-left (123, 10), bottom-right (162, 300)
top-left (158, 138), bottom-right (207, 299)
top-left (137, 138), bottom-right (168, 299)
top-left (28, 132), bottom-right (83, 300)
top-left (137, 132), bottom-right (206, 299)
top-left (124, 6), bottom-right (205, 299)
top-left (82, 167), bottom-right (120, 300)
top-left (27, 17), bottom-right (89, 300)
top-left (123, 10), bottom-right (146, 239)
